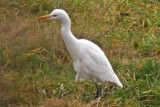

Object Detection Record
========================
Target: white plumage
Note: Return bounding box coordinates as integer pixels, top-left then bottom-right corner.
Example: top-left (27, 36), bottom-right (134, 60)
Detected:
top-left (38, 9), bottom-right (123, 96)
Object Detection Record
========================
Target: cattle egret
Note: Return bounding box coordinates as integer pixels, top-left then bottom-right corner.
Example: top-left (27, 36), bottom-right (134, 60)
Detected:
top-left (38, 9), bottom-right (123, 98)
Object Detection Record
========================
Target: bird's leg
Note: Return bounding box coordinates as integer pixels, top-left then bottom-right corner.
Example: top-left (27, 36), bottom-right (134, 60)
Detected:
top-left (101, 84), bottom-right (107, 97)
top-left (95, 83), bottom-right (108, 99)
top-left (94, 83), bottom-right (101, 99)
top-left (100, 83), bottom-right (116, 98)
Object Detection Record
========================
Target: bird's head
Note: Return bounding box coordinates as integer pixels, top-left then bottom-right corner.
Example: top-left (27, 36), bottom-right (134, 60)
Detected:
top-left (38, 9), bottom-right (70, 23)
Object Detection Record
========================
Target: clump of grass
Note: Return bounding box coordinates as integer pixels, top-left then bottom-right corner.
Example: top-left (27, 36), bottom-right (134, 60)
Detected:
top-left (0, 0), bottom-right (160, 106)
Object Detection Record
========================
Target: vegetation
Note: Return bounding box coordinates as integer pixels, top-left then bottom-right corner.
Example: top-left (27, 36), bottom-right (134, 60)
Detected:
top-left (0, 0), bottom-right (160, 106)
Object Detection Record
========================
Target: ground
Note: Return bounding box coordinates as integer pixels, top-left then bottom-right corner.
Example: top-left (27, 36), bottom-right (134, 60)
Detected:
top-left (0, 0), bottom-right (160, 107)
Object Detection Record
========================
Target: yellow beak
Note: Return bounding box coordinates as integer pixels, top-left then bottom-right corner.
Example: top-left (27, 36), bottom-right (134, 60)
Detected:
top-left (37, 15), bottom-right (50, 19)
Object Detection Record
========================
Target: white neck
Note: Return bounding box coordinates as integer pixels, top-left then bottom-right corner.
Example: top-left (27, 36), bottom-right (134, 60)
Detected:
top-left (60, 16), bottom-right (79, 60)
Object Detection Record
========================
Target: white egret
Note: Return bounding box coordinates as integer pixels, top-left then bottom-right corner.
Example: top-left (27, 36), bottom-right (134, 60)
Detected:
top-left (38, 9), bottom-right (123, 98)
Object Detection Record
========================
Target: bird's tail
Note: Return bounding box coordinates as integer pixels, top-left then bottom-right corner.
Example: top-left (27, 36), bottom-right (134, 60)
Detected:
top-left (112, 73), bottom-right (123, 88)
top-left (116, 80), bottom-right (123, 87)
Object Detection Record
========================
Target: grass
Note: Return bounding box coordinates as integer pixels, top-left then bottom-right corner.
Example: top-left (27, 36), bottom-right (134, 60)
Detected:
top-left (0, 0), bottom-right (160, 106)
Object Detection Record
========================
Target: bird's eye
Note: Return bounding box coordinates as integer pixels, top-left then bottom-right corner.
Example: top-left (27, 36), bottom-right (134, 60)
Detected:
top-left (52, 14), bottom-right (57, 17)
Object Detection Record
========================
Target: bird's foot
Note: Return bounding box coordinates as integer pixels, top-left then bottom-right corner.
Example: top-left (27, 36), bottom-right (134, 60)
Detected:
top-left (94, 94), bottom-right (100, 99)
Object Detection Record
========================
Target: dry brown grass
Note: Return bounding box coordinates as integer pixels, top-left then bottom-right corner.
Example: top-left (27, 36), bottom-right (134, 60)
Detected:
top-left (40, 98), bottom-right (87, 107)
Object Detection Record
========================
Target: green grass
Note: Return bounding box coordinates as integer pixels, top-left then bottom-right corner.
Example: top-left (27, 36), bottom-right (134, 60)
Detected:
top-left (0, 0), bottom-right (160, 106)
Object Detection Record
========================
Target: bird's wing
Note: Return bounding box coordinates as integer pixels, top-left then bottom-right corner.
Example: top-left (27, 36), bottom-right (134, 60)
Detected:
top-left (81, 47), bottom-right (119, 83)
